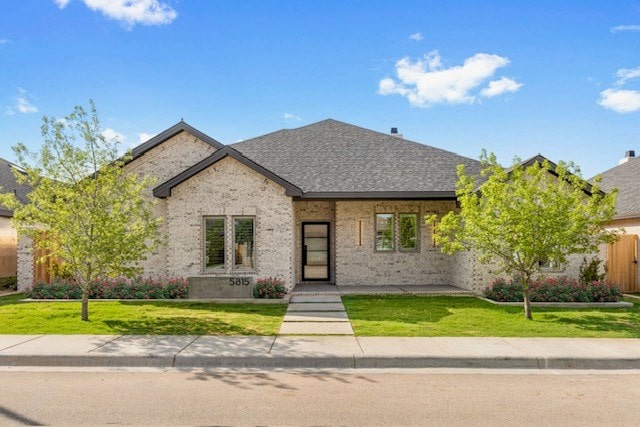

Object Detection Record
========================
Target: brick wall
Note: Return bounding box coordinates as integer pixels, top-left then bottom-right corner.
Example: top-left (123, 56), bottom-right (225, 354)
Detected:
top-left (334, 200), bottom-right (458, 286)
top-left (123, 131), bottom-right (217, 277)
top-left (165, 156), bottom-right (295, 289)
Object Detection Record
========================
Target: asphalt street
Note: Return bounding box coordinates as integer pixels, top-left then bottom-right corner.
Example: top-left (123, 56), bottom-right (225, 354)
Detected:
top-left (1, 368), bottom-right (639, 426)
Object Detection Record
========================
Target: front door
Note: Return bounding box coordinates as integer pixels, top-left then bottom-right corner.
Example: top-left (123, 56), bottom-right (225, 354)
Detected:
top-left (302, 222), bottom-right (330, 281)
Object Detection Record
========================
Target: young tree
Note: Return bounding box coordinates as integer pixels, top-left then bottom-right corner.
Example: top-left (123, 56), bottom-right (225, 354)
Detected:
top-left (0, 101), bottom-right (162, 321)
top-left (429, 152), bottom-right (618, 320)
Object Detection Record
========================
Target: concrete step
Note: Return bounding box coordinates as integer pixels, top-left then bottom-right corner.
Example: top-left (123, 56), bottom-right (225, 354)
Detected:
top-left (283, 312), bottom-right (349, 322)
top-left (287, 303), bottom-right (346, 312)
top-left (290, 295), bottom-right (342, 303)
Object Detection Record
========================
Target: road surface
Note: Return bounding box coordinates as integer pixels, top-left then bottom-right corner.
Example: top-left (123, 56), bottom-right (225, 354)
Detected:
top-left (0, 368), bottom-right (639, 425)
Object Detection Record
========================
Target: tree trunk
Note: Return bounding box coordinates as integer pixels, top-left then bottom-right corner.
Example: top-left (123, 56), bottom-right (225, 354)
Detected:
top-left (522, 275), bottom-right (533, 320)
top-left (81, 289), bottom-right (89, 321)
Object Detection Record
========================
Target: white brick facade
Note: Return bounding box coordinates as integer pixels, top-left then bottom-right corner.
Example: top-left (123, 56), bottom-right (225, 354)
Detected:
top-left (165, 156), bottom-right (295, 289)
top-left (123, 131), bottom-right (217, 277)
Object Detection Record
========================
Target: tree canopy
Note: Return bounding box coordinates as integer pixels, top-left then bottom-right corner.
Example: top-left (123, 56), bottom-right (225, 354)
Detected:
top-left (0, 101), bottom-right (163, 320)
top-left (429, 151), bottom-right (618, 319)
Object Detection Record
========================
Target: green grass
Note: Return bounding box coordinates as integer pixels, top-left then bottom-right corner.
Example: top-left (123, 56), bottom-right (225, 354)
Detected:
top-left (342, 295), bottom-right (640, 338)
top-left (0, 294), bottom-right (286, 335)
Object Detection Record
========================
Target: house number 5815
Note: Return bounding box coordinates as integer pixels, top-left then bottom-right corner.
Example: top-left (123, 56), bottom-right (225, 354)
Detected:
top-left (229, 278), bottom-right (250, 286)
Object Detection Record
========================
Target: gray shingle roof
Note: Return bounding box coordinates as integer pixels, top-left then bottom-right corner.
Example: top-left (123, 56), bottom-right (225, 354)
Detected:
top-left (0, 157), bottom-right (31, 217)
top-left (230, 119), bottom-right (479, 195)
top-left (597, 156), bottom-right (640, 219)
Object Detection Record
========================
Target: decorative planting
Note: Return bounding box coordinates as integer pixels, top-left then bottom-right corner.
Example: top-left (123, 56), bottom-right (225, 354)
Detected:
top-left (29, 277), bottom-right (188, 299)
top-left (253, 277), bottom-right (287, 299)
top-left (484, 276), bottom-right (621, 303)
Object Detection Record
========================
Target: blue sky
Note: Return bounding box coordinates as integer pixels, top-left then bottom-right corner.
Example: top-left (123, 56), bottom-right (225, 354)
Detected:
top-left (1, 0), bottom-right (639, 177)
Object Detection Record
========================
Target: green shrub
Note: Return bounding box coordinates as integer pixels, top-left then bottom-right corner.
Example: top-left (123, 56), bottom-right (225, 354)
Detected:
top-left (253, 277), bottom-right (287, 299)
top-left (484, 276), bottom-right (621, 303)
top-left (0, 275), bottom-right (17, 291)
top-left (29, 277), bottom-right (188, 299)
top-left (579, 257), bottom-right (607, 284)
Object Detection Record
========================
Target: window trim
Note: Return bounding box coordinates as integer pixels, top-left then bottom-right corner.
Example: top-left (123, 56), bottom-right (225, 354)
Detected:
top-left (398, 213), bottom-right (419, 252)
top-left (203, 216), bottom-right (226, 271)
top-left (375, 213), bottom-right (395, 252)
top-left (232, 216), bottom-right (256, 270)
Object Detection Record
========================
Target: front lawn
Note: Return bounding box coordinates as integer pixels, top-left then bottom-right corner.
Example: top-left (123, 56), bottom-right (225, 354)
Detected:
top-left (342, 295), bottom-right (640, 337)
top-left (0, 294), bottom-right (286, 335)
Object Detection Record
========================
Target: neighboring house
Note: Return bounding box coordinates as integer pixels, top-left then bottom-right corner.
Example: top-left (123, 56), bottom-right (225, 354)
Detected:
top-left (598, 151), bottom-right (640, 292)
top-left (15, 119), bottom-right (585, 292)
top-left (0, 157), bottom-right (31, 278)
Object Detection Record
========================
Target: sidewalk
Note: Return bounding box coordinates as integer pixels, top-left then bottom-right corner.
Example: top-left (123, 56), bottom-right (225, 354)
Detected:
top-left (1, 335), bottom-right (639, 370)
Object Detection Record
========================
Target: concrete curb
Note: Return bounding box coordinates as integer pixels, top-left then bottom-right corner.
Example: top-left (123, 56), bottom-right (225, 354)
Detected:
top-left (1, 354), bottom-right (639, 370)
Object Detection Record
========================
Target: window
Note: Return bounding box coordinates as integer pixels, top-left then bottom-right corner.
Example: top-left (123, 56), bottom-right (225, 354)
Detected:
top-left (234, 217), bottom-right (255, 269)
top-left (538, 256), bottom-right (564, 271)
top-left (399, 213), bottom-right (418, 251)
top-left (204, 217), bottom-right (225, 269)
top-left (375, 214), bottom-right (394, 251)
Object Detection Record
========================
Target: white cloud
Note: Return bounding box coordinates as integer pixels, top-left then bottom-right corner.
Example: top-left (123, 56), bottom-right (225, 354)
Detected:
top-left (0, 39), bottom-right (8, 44)
top-left (53, 0), bottom-right (71, 8)
top-left (283, 112), bottom-right (302, 121)
top-left (615, 66), bottom-right (640, 86)
top-left (480, 76), bottom-right (523, 97)
top-left (611, 25), bottom-right (640, 33)
top-left (409, 32), bottom-right (423, 41)
top-left (378, 50), bottom-right (521, 107)
top-left (6, 88), bottom-right (38, 115)
top-left (598, 89), bottom-right (640, 113)
top-left (137, 132), bottom-right (156, 143)
top-left (101, 128), bottom-right (125, 142)
top-left (54, 0), bottom-right (177, 27)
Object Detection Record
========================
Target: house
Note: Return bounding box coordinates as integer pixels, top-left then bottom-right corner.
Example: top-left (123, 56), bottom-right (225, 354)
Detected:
top-left (0, 157), bottom-right (31, 278)
top-left (598, 151), bottom-right (639, 292)
top-left (15, 119), bottom-right (585, 293)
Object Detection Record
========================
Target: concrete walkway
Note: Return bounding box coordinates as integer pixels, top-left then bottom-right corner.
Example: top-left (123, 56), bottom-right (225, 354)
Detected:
top-left (1, 335), bottom-right (640, 370)
top-left (279, 295), bottom-right (354, 335)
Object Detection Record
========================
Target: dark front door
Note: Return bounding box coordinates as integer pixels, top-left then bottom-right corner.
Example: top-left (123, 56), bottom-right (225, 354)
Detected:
top-left (302, 222), bottom-right (330, 281)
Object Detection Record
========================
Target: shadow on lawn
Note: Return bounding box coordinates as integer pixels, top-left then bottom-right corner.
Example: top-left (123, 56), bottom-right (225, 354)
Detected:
top-left (102, 316), bottom-right (273, 335)
top-left (539, 311), bottom-right (640, 337)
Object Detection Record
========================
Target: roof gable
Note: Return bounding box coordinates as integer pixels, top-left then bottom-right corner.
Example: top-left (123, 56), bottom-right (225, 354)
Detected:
top-left (131, 121), bottom-right (224, 161)
top-left (153, 146), bottom-right (302, 198)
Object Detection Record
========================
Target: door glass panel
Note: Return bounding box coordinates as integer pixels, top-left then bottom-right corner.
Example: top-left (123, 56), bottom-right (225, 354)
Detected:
top-left (305, 237), bottom-right (327, 251)
top-left (306, 251), bottom-right (328, 266)
top-left (304, 266), bottom-right (328, 279)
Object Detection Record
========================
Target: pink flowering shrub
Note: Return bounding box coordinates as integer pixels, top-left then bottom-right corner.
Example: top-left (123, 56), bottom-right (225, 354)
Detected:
top-left (29, 277), bottom-right (188, 299)
top-left (484, 276), bottom-right (621, 303)
top-left (253, 277), bottom-right (287, 299)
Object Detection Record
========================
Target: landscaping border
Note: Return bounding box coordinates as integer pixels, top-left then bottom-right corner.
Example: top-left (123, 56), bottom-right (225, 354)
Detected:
top-left (480, 296), bottom-right (633, 308)
top-left (17, 297), bottom-right (290, 304)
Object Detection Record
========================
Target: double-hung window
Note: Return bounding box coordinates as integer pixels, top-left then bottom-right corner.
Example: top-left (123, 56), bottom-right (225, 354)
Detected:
top-left (204, 217), bottom-right (225, 269)
top-left (398, 213), bottom-right (418, 251)
top-left (234, 217), bottom-right (255, 269)
top-left (375, 214), bottom-right (394, 251)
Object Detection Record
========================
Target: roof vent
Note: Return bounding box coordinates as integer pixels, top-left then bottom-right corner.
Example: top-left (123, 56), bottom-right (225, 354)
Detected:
top-left (390, 127), bottom-right (403, 138)
top-left (619, 150), bottom-right (636, 165)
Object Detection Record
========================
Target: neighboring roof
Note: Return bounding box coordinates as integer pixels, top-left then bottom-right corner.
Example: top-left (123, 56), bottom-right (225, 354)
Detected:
top-left (0, 157), bottom-right (31, 217)
top-left (131, 120), bottom-right (224, 161)
top-left (153, 146), bottom-right (302, 198)
top-left (596, 156), bottom-right (640, 220)
top-left (229, 119), bottom-right (480, 197)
